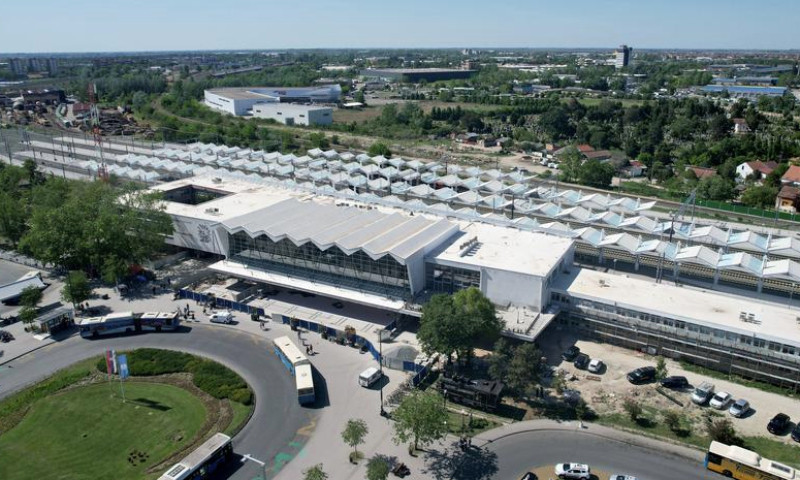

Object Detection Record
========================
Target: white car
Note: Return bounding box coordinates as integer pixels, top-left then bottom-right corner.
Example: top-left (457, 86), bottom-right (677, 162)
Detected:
top-left (588, 359), bottom-right (604, 373)
top-left (609, 475), bottom-right (638, 480)
top-left (555, 463), bottom-right (591, 479)
top-left (209, 311), bottom-right (234, 324)
top-left (710, 391), bottom-right (733, 409)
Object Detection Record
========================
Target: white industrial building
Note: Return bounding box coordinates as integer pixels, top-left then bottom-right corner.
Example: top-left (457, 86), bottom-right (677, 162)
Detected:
top-left (204, 85), bottom-right (341, 116)
top-left (148, 173), bottom-right (800, 389)
top-left (252, 103), bottom-right (333, 126)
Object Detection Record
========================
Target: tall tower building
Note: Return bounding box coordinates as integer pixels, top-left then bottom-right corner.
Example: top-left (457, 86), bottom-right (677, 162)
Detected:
top-left (615, 45), bottom-right (632, 69)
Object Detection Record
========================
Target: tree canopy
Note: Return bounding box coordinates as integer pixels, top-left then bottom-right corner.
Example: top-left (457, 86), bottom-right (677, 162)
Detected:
top-left (417, 288), bottom-right (504, 362)
top-left (392, 390), bottom-right (449, 451)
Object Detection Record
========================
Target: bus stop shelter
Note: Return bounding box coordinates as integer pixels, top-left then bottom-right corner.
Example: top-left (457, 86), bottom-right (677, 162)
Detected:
top-left (35, 307), bottom-right (75, 334)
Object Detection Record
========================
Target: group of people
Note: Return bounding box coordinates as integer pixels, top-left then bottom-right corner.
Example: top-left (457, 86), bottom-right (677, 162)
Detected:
top-left (305, 343), bottom-right (314, 355)
top-left (458, 436), bottom-right (472, 451)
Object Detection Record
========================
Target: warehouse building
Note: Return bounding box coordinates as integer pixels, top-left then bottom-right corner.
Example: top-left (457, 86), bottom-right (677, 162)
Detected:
top-left (361, 68), bottom-right (476, 83)
top-left (252, 103), bottom-right (332, 126)
top-left (204, 85), bottom-right (341, 116)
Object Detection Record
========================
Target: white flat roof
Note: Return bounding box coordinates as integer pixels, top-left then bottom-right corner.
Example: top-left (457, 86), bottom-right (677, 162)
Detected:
top-left (210, 260), bottom-right (407, 311)
top-left (432, 222), bottom-right (573, 277)
top-left (554, 268), bottom-right (800, 346)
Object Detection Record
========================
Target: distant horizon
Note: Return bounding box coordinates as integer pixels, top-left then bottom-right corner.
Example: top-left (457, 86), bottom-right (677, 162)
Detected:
top-left (1, 0), bottom-right (799, 53)
top-left (2, 46), bottom-right (800, 57)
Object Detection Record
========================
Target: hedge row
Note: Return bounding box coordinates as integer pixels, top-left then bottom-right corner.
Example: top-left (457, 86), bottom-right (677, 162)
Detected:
top-left (95, 348), bottom-right (253, 405)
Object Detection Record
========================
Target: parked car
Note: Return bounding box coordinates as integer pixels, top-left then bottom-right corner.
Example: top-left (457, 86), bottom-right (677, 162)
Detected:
top-left (520, 473), bottom-right (537, 480)
top-left (728, 399), bottom-right (750, 418)
top-left (555, 463), bottom-right (591, 479)
top-left (691, 382), bottom-right (715, 405)
top-left (562, 346), bottom-right (581, 361)
top-left (587, 359), bottom-right (604, 374)
top-left (626, 366), bottom-right (656, 384)
top-left (768, 413), bottom-right (791, 434)
top-left (710, 392), bottom-right (733, 410)
top-left (209, 311), bottom-right (234, 324)
top-left (660, 376), bottom-right (689, 389)
top-left (609, 476), bottom-right (638, 480)
top-left (574, 354), bottom-right (590, 370)
top-left (791, 423), bottom-right (800, 442)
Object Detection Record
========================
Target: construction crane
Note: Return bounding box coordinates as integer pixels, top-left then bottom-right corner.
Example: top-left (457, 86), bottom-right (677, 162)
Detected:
top-left (87, 83), bottom-right (108, 181)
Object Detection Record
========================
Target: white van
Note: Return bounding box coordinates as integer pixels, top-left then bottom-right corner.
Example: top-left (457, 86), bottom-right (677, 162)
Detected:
top-left (358, 367), bottom-right (382, 387)
top-left (209, 311), bottom-right (234, 324)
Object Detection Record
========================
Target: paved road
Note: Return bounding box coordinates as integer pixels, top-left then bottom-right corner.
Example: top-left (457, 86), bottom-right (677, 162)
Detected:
top-left (485, 429), bottom-right (716, 480)
top-left (0, 325), bottom-right (315, 480)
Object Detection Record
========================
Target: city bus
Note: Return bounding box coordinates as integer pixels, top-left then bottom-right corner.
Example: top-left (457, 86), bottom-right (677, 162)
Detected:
top-left (706, 441), bottom-right (796, 480)
top-left (158, 433), bottom-right (233, 480)
top-left (78, 311), bottom-right (180, 338)
top-left (273, 335), bottom-right (315, 404)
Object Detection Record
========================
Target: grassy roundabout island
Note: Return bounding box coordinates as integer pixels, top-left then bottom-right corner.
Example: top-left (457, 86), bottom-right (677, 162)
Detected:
top-left (0, 349), bottom-right (255, 480)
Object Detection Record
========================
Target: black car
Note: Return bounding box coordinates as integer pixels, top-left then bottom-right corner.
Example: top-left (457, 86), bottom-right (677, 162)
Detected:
top-left (562, 346), bottom-right (581, 361)
top-left (791, 423), bottom-right (800, 442)
top-left (660, 376), bottom-right (689, 389)
top-left (627, 366), bottom-right (656, 384)
top-left (768, 413), bottom-right (791, 435)
top-left (574, 353), bottom-right (590, 370)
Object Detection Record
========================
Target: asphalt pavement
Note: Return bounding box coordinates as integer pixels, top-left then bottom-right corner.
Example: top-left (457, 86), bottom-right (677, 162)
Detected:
top-left (0, 325), bottom-right (315, 480)
top-left (478, 423), bottom-right (716, 480)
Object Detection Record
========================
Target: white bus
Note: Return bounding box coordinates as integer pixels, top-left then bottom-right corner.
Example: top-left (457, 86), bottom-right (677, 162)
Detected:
top-left (273, 336), bottom-right (315, 404)
top-left (159, 433), bottom-right (233, 480)
top-left (78, 311), bottom-right (180, 338)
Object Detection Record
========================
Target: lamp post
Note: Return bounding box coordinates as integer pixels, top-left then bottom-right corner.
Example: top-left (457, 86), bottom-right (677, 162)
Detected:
top-left (379, 329), bottom-right (387, 417)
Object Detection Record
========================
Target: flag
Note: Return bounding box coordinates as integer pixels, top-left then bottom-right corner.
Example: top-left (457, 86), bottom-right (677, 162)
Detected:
top-left (117, 354), bottom-right (129, 380)
top-left (105, 349), bottom-right (116, 375)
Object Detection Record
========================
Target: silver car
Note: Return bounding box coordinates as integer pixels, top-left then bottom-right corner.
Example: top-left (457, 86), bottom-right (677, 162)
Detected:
top-left (729, 399), bottom-right (750, 418)
top-left (609, 475), bottom-right (638, 480)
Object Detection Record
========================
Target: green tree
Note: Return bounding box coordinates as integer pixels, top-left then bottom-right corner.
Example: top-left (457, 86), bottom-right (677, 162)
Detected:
top-left (303, 464), bottom-right (328, 480)
top-left (367, 142), bottom-right (392, 157)
top-left (662, 410), bottom-right (684, 434)
top-left (487, 338), bottom-right (513, 382)
top-left (578, 159), bottom-right (615, 188)
top-left (308, 132), bottom-right (330, 149)
top-left (741, 185), bottom-right (779, 210)
top-left (0, 192), bottom-right (27, 246)
top-left (19, 306), bottom-right (38, 331)
top-left (19, 285), bottom-right (43, 310)
top-left (354, 90), bottom-right (366, 104)
top-left (61, 270), bottom-right (92, 307)
top-left (622, 398), bottom-right (643, 422)
top-left (655, 356), bottom-right (668, 380)
top-left (706, 418), bottom-right (742, 446)
top-left (697, 176), bottom-right (735, 201)
top-left (341, 418), bottom-right (369, 462)
top-left (365, 455), bottom-right (391, 480)
top-left (766, 164), bottom-right (790, 188)
top-left (505, 343), bottom-right (544, 397)
top-left (101, 256), bottom-right (128, 285)
top-left (559, 147), bottom-right (583, 183)
top-left (392, 390), bottom-right (449, 451)
top-left (418, 288), bottom-right (504, 363)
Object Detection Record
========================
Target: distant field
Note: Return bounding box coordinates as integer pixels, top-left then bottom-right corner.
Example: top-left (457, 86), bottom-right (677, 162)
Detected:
top-left (0, 382), bottom-right (207, 480)
top-left (333, 99), bottom-right (498, 124)
top-left (563, 97), bottom-right (649, 107)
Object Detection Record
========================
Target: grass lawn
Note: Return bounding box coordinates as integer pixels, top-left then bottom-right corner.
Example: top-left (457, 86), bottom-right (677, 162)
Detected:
top-left (225, 399), bottom-right (254, 436)
top-left (597, 412), bottom-right (800, 469)
top-left (0, 382), bottom-right (207, 480)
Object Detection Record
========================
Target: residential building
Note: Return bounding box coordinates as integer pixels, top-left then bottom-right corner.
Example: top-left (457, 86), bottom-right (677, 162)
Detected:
top-left (735, 160), bottom-right (778, 182)
top-left (776, 186), bottom-right (800, 213)
top-left (9, 58), bottom-right (26, 75)
top-left (782, 165), bottom-right (800, 186)
top-left (625, 160), bottom-right (645, 177)
top-left (688, 166), bottom-right (717, 180)
top-left (251, 103), bottom-right (333, 126)
top-left (614, 45), bottom-right (632, 69)
top-left (733, 118), bottom-right (750, 135)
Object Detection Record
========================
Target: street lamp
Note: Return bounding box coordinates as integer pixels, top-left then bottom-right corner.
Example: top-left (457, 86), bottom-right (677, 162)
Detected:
top-left (379, 329), bottom-right (387, 417)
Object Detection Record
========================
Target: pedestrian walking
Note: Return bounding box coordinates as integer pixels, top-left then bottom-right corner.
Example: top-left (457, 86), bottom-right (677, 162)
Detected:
top-left (152, 286), bottom-right (156, 295)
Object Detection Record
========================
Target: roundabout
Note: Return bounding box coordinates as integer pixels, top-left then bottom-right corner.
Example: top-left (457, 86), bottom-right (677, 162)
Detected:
top-left (0, 325), bottom-right (315, 480)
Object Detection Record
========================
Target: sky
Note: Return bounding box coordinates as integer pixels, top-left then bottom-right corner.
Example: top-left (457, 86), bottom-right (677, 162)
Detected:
top-left (1, 0), bottom-right (798, 53)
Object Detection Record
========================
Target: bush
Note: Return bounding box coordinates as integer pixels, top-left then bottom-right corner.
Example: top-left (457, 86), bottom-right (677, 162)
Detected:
top-left (97, 349), bottom-right (253, 405)
top-left (623, 398), bottom-right (643, 422)
top-left (706, 418), bottom-right (743, 446)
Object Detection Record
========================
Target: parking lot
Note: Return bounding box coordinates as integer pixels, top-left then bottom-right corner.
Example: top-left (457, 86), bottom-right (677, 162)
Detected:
top-left (538, 328), bottom-right (800, 443)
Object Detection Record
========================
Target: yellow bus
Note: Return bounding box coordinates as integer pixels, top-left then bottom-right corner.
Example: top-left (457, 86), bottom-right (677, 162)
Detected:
top-left (706, 441), bottom-right (796, 480)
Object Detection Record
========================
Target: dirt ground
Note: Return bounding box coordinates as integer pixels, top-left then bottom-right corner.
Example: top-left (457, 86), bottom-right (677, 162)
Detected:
top-left (535, 328), bottom-right (800, 444)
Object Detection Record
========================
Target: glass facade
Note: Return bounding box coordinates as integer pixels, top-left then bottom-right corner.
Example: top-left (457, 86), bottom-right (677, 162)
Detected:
top-left (228, 231), bottom-right (411, 298)
top-left (425, 263), bottom-right (481, 295)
